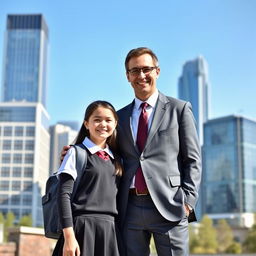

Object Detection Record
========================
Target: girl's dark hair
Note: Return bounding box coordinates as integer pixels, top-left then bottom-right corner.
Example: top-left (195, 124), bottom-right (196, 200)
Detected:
top-left (74, 100), bottom-right (122, 176)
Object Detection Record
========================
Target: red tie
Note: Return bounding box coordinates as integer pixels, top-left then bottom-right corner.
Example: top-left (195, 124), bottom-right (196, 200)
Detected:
top-left (135, 102), bottom-right (148, 193)
top-left (96, 150), bottom-right (110, 161)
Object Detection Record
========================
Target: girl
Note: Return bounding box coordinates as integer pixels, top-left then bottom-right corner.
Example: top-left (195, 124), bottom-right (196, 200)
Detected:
top-left (53, 100), bottom-right (122, 256)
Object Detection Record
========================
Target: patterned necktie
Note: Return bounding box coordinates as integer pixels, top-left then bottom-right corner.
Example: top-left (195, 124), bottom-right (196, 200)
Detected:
top-left (135, 102), bottom-right (149, 193)
top-left (96, 150), bottom-right (110, 161)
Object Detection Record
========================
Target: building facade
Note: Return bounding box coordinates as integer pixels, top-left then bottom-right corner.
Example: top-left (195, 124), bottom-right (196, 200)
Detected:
top-left (49, 123), bottom-right (78, 173)
top-left (0, 14), bottom-right (49, 226)
top-left (178, 56), bottom-right (210, 144)
top-left (202, 115), bottom-right (256, 228)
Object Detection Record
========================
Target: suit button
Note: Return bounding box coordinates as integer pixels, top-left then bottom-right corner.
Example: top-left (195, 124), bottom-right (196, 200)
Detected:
top-left (140, 156), bottom-right (144, 161)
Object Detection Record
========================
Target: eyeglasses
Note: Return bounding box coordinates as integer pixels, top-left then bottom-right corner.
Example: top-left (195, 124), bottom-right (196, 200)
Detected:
top-left (127, 66), bottom-right (158, 76)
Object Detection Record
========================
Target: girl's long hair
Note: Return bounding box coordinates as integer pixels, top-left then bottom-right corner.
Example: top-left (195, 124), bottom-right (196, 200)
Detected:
top-left (73, 100), bottom-right (122, 176)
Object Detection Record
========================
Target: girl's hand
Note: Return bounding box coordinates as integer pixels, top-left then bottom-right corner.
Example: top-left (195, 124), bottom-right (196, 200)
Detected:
top-left (62, 227), bottom-right (80, 256)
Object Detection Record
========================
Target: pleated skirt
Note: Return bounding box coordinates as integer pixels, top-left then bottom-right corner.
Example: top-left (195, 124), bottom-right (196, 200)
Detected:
top-left (52, 214), bottom-right (120, 256)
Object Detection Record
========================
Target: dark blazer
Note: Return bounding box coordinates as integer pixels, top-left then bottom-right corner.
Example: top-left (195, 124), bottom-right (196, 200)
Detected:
top-left (116, 92), bottom-right (201, 227)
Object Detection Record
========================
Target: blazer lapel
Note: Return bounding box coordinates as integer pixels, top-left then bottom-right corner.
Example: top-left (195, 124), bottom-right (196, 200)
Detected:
top-left (144, 93), bottom-right (170, 150)
top-left (119, 101), bottom-right (140, 155)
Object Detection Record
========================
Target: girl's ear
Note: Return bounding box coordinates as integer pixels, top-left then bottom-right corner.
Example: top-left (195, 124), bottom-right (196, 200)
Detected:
top-left (84, 120), bottom-right (88, 129)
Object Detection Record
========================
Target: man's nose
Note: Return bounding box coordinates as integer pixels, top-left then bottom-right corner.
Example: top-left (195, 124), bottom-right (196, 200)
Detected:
top-left (138, 70), bottom-right (146, 78)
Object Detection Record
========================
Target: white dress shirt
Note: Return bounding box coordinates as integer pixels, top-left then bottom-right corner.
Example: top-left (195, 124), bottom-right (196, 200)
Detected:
top-left (57, 137), bottom-right (114, 180)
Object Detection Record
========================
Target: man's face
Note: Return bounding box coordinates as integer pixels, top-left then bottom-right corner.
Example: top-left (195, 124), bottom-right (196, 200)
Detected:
top-left (126, 53), bottom-right (160, 101)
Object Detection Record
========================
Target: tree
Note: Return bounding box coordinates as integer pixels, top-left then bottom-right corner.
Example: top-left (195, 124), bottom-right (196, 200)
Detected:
top-left (3, 211), bottom-right (15, 242)
top-left (193, 215), bottom-right (218, 254)
top-left (226, 242), bottom-right (242, 254)
top-left (0, 212), bottom-right (4, 224)
top-left (189, 224), bottom-right (200, 253)
top-left (216, 219), bottom-right (234, 253)
top-left (18, 214), bottom-right (33, 227)
top-left (243, 224), bottom-right (256, 253)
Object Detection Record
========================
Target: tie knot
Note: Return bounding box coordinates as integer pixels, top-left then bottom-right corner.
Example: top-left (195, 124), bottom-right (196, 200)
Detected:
top-left (141, 102), bottom-right (148, 110)
top-left (96, 150), bottom-right (110, 161)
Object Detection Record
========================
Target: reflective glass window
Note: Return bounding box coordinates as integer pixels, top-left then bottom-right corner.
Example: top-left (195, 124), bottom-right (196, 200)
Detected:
top-left (3, 140), bottom-right (12, 150)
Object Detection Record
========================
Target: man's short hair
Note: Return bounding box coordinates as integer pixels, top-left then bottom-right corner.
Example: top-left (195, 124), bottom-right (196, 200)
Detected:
top-left (125, 47), bottom-right (159, 71)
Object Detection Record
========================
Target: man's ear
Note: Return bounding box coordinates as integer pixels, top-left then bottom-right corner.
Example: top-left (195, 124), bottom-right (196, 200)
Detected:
top-left (126, 72), bottom-right (131, 82)
top-left (156, 67), bottom-right (160, 79)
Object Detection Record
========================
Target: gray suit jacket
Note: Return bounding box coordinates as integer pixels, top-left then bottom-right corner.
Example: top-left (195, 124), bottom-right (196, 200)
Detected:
top-left (116, 92), bottom-right (201, 227)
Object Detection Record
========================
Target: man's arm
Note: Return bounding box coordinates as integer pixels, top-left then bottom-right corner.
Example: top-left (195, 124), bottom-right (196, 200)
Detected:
top-left (179, 102), bottom-right (202, 210)
top-left (60, 145), bottom-right (71, 164)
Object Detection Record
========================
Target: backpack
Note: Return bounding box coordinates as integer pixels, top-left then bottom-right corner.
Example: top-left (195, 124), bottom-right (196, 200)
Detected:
top-left (42, 144), bottom-right (87, 239)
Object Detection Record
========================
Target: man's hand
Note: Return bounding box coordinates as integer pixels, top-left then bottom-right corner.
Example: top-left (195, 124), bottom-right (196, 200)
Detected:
top-left (184, 204), bottom-right (192, 217)
top-left (60, 145), bottom-right (71, 164)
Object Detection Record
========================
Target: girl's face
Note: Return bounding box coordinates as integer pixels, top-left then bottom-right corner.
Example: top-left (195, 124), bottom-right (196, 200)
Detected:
top-left (84, 106), bottom-right (117, 147)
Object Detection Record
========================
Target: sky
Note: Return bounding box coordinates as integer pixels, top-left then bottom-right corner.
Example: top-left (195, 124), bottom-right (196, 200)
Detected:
top-left (0, 0), bottom-right (255, 125)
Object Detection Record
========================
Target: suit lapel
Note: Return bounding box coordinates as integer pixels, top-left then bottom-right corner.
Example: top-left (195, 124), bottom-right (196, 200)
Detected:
top-left (144, 92), bottom-right (170, 150)
top-left (119, 101), bottom-right (140, 155)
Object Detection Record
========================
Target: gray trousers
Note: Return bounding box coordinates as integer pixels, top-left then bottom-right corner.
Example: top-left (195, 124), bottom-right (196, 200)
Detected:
top-left (123, 194), bottom-right (189, 256)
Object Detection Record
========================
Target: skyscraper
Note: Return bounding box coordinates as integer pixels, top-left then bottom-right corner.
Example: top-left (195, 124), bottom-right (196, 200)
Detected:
top-left (202, 115), bottom-right (256, 228)
top-left (49, 123), bottom-right (78, 173)
top-left (178, 56), bottom-right (210, 144)
top-left (0, 14), bottom-right (50, 226)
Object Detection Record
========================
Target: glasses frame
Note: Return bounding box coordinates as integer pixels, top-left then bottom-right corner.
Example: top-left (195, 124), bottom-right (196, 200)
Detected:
top-left (127, 66), bottom-right (158, 76)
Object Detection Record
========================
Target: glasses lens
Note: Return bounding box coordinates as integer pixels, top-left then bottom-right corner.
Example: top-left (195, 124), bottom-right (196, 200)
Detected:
top-left (142, 67), bottom-right (154, 74)
top-left (129, 67), bottom-right (156, 76)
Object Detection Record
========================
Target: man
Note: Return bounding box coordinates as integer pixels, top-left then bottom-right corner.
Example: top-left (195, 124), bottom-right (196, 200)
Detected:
top-left (61, 47), bottom-right (201, 256)
top-left (116, 47), bottom-right (201, 256)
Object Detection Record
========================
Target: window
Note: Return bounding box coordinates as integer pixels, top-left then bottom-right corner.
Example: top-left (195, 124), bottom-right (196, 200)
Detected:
top-left (22, 195), bottom-right (32, 206)
top-left (24, 167), bottom-right (33, 177)
top-left (3, 140), bottom-right (12, 150)
top-left (10, 195), bottom-right (21, 205)
top-left (26, 126), bottom-right (35, 136)
top-left (14, 140), bottom-right (23, 150)
top-left (3, 126), bottom-right (12, 136)
top-left (24, 154), bottom-right (33, 164)
top-left (13, 154), bottom-right (22, 163)
top-left (14, 126), bottom-right (23, 136)
top-left (25, 140), bottom-right (34, 150)
top-left (12, 181), bottom-right (21, 191)
top-left (2, 153), bottom-right (11, 163)
top-left (13, 167), bottom-right (22, 177)
top-left (23, 181), bottom-right (33, 191)
top-left (1, 167), bottom-right (10, 177)
top-left (0, 195), bottom-right (8, 205)
top-left (0, 180), bottom-right (9, 191)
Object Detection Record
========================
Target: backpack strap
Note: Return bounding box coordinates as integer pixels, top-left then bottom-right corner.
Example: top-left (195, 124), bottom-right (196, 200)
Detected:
top-left (70, 143), bottom-right (88, 200)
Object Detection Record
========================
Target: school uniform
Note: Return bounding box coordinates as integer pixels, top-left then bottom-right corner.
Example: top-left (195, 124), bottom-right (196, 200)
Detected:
top-left (52, 137), bottom-right (120, 256)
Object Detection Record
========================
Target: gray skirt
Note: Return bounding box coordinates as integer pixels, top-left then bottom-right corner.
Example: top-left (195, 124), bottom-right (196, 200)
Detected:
top-left (53, 214), bottom-right (120, 256)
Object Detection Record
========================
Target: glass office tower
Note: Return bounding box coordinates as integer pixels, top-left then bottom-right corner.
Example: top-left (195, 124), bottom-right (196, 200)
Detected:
top-left (0, 14), bottom-right (50, 226)
top-left (178, 56), bottom-right (209, 144)
top-left (2, 14), bottom-right (48, 106)
top-left (202, 115), bottom-right (256, 228)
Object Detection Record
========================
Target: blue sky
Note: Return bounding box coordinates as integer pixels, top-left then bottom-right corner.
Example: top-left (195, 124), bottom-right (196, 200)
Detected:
top-left (0, 0), bottom-right (255, 125)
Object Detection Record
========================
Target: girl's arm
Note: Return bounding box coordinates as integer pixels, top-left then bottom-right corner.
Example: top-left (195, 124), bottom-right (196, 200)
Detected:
top-left (58, 173), bottom-right (80, 256)
top-left (63, 227), bottom-right (80, 256)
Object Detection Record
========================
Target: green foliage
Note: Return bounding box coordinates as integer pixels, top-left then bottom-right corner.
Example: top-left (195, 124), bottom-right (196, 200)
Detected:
top-left (189, 224), bottom-right (200, 253)
top-left (225, 241), bottom-right (242, 254)
top-left (0, 212), bottom-right (4, 223)
top-left (0, 211), bottom-right (15, 242)
top-left (191, 215), bottom-right (218, 254)
top-left (216, 219), bottom-right (234, 253)
top-left (0, 211), bottom-right (33, 242)
top-left (18, 214), bottom-right (33, 227)
top-left (243, 224), bottom-right (256, 253)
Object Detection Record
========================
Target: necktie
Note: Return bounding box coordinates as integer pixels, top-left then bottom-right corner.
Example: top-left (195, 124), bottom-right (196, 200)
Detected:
top-left (96, 150), bottom-right (110, 161)
top-left (135, 102), bottom-right (148, 193)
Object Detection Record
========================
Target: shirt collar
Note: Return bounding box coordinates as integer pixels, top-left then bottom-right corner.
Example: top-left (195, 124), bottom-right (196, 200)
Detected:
top-left (82, 137), bottom-right (114, 159)
top-left (134, 90), bottom-right (159, 110)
